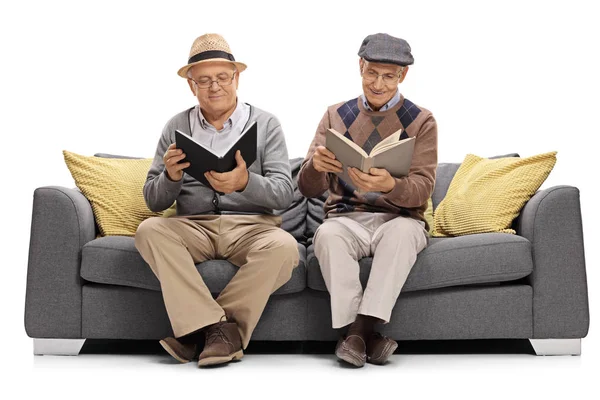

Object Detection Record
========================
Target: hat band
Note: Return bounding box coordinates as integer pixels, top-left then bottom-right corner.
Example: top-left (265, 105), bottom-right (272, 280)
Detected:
top-left (188, 50), bottom-right (236, 65)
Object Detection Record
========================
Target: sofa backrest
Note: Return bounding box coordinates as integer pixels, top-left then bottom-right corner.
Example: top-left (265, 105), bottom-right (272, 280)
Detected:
top-left (274, 157), bottom-right (308, 242)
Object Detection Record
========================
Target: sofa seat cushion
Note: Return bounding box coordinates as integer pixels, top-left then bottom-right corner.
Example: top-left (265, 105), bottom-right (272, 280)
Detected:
top-left (307, 232), bottom-right (533, 292)
top-left (81, 236), bottom-right (307, 295)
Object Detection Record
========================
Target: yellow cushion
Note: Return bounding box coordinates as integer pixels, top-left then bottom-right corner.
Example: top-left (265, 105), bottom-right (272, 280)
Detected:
top-left (63, 150), bottom-right (171, 236)
top-left (432, 151), bottom-right (557, 237)
top-left (423, 197), bottom-right (434, 234)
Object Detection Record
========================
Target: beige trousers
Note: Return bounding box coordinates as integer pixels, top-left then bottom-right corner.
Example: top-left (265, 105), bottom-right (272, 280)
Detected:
top-left (134, 214), bottom-right (299, 348)
top-left (314, 213), bottom-right (429, 329)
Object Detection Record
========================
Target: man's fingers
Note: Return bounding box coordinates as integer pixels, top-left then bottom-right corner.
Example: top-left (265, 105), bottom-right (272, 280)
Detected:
top-left (369, 167), bottom-right (389, 176)
top-left (235, 150), bottom-right (247, 169)
top-left (207, 170), bottom-right (229, 182)
top-left (173, 162), bottom-right (190, 171)
top-left (349, 167), bottom-right (370, 181)
top-left (167, 153), bottom-right (186, 165)
top-left (317, 158), bottom-right (343, 172)
top-left (322, 157), bottom-right (342, 169)
top-left (204, 172), bottom-right (221, 188)
top-left (164, 148), bottom-right (183, 163)
top-left (317, 146), bottom-right (337, 160)
top-left (348, 169), bottom-right (368, 191)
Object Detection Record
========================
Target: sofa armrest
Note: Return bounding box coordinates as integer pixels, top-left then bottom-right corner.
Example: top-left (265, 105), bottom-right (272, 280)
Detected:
top-left (516, 185), bottom-right (589, 338)
top-left (25, 186), bottom-right (96, 338)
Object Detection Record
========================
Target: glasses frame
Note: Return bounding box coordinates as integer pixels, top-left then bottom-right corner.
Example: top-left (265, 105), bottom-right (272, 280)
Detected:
top-left (361, 67), bottom-right (404, 86)
top-left (190, 69), bottom-right (237, 89)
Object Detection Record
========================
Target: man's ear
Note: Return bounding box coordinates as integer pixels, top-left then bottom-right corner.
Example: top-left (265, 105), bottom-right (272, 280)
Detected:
top-left (359, 58), bottom-right (365, 75)
top-left (399, 66), bottom-right (409, 83)
top-left (187, 79), bottom-right (197, 96)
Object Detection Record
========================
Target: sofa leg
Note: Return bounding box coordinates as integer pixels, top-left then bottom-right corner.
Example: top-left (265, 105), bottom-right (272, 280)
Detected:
top-left (529, 339), bottom-right (581, 356)
top-left (33, 339), bottom-right (86, 356)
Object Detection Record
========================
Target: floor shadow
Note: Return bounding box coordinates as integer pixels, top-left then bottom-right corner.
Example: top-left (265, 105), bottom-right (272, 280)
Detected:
top-left (81, 339), bottom-right (536, 356)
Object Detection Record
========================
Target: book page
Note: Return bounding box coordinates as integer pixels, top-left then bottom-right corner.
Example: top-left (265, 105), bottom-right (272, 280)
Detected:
top-left (219, 121), bottom-right (257, 158)
top-left (370, 137), bottom-right (413, 157)
top-left (370, 128), bottom-right (402, 155)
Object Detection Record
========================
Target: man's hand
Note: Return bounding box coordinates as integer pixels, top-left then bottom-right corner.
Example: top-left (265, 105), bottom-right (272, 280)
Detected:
top-left (163, 143), bottom-right (190, 181)
top-left (348, 167), bottom-right (396, 193)
top-left (204, 150), bottom-right (249, 194)
top-left (313, 146), bottom-right (343, 173)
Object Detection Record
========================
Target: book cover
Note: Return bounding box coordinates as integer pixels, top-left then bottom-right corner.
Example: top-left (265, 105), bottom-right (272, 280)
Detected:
top-left (175, 121), bottom-right (257, 190)
top-left (325, 128), bottom-right (415, 187)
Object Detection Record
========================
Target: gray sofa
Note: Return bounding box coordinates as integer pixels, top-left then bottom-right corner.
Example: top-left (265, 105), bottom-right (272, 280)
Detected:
top-left (25, 157), bottom-right (590, 356)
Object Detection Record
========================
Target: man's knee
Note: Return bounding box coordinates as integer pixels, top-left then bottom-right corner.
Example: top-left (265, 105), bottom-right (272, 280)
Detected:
top-left (271, 230), bottom-right (298, 257)
top-left (375, 217), bottom-right (427, 249)
top-left (314, 220), bottom-right (347, 253)
top-left (134, 217), bottom-right (167, 249)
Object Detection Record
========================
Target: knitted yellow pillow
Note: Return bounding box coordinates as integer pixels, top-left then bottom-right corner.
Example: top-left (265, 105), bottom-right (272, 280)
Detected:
top-left (423, 197), bottom-right (434, 234)
top-left (63, 150), bottom-right (166, 236)
top-left (432, 152), bottom-right (557, 237)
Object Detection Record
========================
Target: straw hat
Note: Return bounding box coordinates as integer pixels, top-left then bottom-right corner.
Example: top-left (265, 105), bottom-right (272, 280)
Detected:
top-left (177, 33), bottom-right (247, 78)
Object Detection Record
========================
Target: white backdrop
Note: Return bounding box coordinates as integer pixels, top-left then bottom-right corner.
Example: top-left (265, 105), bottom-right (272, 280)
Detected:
top-left (1, 0), bottom-right (598, 398)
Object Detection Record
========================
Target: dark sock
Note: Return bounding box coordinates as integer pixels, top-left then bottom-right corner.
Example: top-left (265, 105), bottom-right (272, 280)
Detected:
top-left (347, 314), bottom-right (380, 339)
top-left (178, 328), bottom-right (204, 345)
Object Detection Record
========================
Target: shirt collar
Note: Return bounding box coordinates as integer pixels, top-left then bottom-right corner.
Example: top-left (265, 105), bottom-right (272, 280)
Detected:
top-left (361, 89), bottom-right (401, 112)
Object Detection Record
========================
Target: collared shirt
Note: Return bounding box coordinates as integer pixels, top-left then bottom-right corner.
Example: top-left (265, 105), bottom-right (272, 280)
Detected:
top-left (188, 99), bottom-right (251, 156)
top-left (360, 89), bottom-right (401, 112)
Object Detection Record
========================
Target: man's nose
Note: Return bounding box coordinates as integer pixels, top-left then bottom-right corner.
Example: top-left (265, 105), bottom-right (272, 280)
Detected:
top-left (209, 81), bottom-right (221, 92)
top-left (372, 76), bottom-right (385, 90)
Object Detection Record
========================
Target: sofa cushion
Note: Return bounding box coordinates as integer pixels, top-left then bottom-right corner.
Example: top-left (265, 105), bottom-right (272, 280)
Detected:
top-left (274, 157), bottom-right (308, 242)
top-left (81, 236), bottom-right (307, 295)
top-left (307, 232), bottom-right (533, 292)
top-left (305, 190), bottom-right (329, 242)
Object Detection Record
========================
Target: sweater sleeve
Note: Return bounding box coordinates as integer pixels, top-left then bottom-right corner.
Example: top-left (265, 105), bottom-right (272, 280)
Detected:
top-left (142, 121), bottom-right (182, 212)
top-left (238, 116), bottom-right (294, 210)
top-left (297, 110), bottom-right (332, 198)
top-left (380, 114), bottom-right (438, 208)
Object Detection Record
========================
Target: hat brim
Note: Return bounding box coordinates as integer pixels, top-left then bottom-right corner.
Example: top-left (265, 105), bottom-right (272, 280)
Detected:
top-left (177, 58), bottom-right (247, 78)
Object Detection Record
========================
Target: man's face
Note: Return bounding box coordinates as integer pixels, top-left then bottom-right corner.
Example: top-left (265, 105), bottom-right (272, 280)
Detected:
top-left (187, 61), bottom-right (238, 116)
top-left (360, 59), bottom-right (407, 111)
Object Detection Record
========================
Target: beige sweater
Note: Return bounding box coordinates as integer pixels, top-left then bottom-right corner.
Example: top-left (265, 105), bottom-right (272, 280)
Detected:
top-left (298, 95), bottom-right (438, 228)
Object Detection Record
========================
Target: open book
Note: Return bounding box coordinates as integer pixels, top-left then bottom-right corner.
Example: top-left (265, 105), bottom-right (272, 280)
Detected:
top-left (175, 121), bottom-right (257, 190)
top-left (325, 127), bottom-right (415, 185)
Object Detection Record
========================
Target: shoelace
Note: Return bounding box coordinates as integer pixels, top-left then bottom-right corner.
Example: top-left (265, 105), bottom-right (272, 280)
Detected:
top-left (206, 323), bottom-right (229, 346)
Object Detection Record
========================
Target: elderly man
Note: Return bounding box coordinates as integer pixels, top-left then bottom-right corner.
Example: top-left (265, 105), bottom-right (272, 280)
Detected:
top-left (298, 33), bottom-right (437, 367)
top-left (135, 33), bottom-right (299, 367)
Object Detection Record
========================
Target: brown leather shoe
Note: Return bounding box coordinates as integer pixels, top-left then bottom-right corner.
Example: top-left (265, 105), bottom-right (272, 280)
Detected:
top-left (197, 321), bottom-right (244, 367)
top-left (159, 337), bottom-right (197, 363)
top-left (366, 332), bottom-right (398, 365)
top-left (335, 335), bottom-right (367, 367)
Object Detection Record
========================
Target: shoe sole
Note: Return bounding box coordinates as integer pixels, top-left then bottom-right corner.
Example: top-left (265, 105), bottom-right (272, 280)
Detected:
top-left (368, 340), bottom-right (398, 365)
top-left (197, 350), bottom-right (244, 367)
top-left (335, 347), bottom-right (366, 367)
top-left (159, 339), bottom-right (191, 363)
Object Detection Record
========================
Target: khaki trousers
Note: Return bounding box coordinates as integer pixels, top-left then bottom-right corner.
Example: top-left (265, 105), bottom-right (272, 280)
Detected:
top-left (134, 214), bottom-right (299, 348)
top-left (314, 213), bottom-right (428, 329)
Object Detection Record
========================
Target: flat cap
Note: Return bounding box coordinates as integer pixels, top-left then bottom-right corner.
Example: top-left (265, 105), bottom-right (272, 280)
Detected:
top-left (358, 33), bottom-right (414, 66)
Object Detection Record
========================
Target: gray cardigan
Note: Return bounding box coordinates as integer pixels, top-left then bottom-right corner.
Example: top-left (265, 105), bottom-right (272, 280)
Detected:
top-left (143, 105), bottom-right (293, 216)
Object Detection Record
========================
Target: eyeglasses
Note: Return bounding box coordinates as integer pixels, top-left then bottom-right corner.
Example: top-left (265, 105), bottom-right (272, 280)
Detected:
top-left (361, 68), bottom-right (403, 85)
top-left (191, 70), bottom-right (237, 89)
